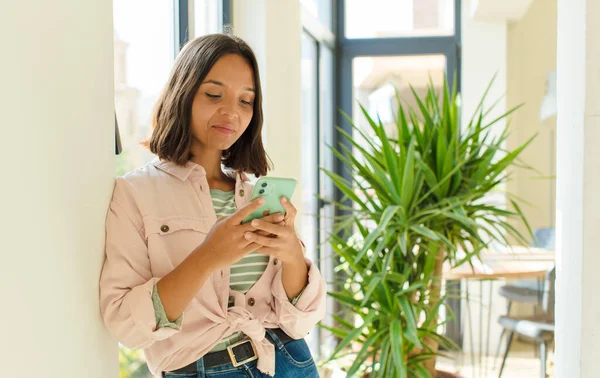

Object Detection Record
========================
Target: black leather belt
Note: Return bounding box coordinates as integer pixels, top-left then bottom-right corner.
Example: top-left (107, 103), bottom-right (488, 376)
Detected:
top-left (163, 328), bottom-right (294, 376)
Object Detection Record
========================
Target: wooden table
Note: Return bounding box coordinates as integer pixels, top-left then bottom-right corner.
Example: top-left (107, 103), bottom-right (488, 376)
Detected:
top-left (444, 246), bottom-right (555, 280)
top-left (443, 246), bottom-right (555, 378)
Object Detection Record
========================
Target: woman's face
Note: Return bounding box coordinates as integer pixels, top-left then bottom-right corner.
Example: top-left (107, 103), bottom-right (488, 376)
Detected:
top-left (190, 54), bottom-right (256, 153)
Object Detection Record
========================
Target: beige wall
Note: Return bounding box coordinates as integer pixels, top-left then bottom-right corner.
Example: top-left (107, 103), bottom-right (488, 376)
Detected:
top-left (0, 1), bottom-right (118, 377)
top-left (506, 0), bottom-right (557, 242)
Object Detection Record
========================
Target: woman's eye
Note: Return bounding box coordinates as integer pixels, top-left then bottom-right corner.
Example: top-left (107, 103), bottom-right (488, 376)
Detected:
top-left (240, 99), bottom-right (253, 106)
top-left (206, 93), bottom-right (221, 99)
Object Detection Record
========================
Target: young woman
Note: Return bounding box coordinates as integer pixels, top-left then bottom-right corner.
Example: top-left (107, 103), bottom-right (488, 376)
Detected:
top-left (100, 34), bottom-right (326, 378)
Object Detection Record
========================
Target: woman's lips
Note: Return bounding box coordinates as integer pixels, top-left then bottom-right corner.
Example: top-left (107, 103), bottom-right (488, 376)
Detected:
top-left (212, 125), bottom-right (234, 135)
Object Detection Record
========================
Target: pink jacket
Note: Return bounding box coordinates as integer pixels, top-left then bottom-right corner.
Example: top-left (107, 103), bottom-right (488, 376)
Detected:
top-left (99, 158), bottom-right (327, 376)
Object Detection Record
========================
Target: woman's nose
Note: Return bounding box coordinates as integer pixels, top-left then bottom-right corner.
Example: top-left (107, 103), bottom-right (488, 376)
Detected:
top-left (219, 100), bottom-right (238, 119)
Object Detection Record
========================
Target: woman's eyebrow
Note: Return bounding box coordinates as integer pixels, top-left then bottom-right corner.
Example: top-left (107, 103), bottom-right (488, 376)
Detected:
top-left (202, 79), bottom-right (255, 93)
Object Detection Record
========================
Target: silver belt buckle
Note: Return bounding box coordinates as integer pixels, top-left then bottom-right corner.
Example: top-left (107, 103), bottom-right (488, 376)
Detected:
top-left (227, 338), bottom-right (258, 367)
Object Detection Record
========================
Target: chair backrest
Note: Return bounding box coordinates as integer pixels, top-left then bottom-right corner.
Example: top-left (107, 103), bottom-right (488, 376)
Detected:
top-left (542, 266), bottom-right (556, 319)
top-left (531, 228), bottom-right (556, 250)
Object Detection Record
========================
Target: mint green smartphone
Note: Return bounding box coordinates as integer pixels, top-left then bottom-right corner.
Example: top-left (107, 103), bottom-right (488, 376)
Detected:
top-left (242, 177), bottom-right (297, 224)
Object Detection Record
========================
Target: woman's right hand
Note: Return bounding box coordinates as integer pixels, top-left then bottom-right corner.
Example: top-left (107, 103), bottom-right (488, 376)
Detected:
top-left (197, 197), bottom-right (268, 270)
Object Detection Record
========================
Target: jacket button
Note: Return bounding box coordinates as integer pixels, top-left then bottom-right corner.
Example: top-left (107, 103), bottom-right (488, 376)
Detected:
top-left (239, 189), bottom-right (245, 197)
top-left (274, 259), bottom-right (279, 265)
top-left (160, 225), bottom-right (169, 233)
top-left (247, 297), bottom-right (255, 306)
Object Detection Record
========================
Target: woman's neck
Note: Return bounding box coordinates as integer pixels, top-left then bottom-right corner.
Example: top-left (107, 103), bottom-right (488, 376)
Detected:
top-left (190, 149), bottom-right (235, 190)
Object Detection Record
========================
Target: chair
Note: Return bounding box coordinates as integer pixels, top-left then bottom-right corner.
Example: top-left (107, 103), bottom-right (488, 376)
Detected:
top-left (494, 228), bottom-right (555, 363)
top-left (497, 266), bottom-right (555, 378)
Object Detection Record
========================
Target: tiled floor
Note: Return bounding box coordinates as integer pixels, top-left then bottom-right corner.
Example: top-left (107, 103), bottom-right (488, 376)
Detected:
top-left (436, 339), bottom-right (546, 378)
top-left (319, 339), bottom-right (549, 378)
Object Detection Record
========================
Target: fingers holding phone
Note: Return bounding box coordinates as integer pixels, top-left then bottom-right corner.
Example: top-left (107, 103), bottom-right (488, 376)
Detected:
top-left (253, 212), bottom-right (285, 236)
top-left (196, 197), bottom-right (267, 269)
top-left (246, 211), bottom-right (303, 264)
top-left (278, 196), bottom-right (297, 228)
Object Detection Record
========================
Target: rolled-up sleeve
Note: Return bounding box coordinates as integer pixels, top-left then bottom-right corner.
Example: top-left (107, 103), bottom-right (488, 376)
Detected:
top-left (271, 258), bottom-right (327, 339)
top-left (100, 179), bottom-right (181, 349)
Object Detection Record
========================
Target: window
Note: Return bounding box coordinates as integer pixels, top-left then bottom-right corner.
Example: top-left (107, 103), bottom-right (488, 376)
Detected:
top-left (300, 29), bottom-right (321, 359)
top-left (345, 0), bottom-right (455, 38)
top-left (301, 33), bottom-right (319, 268)
top-left (352, 54), bottom-right (447, 139)
top-left (316, 42), bottom-right (336, 360)
top-left (300, 0), bottom-right (333, 30)
top-left (300, 1), bottom-right (336, 362)
top-left (114, 0), bottom-right (176, 177)
top-left (194, 0), bottom-right (223, 37)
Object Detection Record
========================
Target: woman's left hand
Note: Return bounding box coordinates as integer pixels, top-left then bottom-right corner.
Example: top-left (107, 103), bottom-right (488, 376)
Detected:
top-left (245, 197), bottom-right (304, 264)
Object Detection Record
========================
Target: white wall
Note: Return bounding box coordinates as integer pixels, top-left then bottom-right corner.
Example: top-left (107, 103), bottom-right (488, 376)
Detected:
top-left (461, 0), bottom-right (507, 135)
top-left (459, 0), bottom-right (508, 355)
top-left (232, 0), bottom-right (303, 229)
top-left (555, 0), bottom-right (600, 376)
top-left (0, 1), bottom-right (118, 377)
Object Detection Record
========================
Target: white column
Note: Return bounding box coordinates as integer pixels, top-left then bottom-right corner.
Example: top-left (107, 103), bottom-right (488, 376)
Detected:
top-left (232, 0), bottom-right (303, 226)
top-left (0, 1), bottom-right (118, 377)
top-left (555, 0), bottom-right (600, 376)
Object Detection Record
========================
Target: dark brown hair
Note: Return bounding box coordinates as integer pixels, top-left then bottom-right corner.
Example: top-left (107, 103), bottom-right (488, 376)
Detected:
top-left (144, 34), bottom-right (270, 177)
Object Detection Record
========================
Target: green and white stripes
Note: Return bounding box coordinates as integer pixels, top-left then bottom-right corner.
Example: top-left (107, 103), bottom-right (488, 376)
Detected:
top-left (209, 189), bottom-right (269, 352)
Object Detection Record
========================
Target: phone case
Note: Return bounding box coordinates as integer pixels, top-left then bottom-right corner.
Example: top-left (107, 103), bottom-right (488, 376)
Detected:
top-left (242, 177), bottom-right (297, 224)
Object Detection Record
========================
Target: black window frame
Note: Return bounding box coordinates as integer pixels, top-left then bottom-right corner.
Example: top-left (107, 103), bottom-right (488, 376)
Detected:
top-left (174, 0), bottom-right (232, 55)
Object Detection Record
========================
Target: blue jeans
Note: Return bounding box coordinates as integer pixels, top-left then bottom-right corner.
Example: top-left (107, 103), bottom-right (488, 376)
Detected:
top-left (163, 329), bottom-right (319, 378)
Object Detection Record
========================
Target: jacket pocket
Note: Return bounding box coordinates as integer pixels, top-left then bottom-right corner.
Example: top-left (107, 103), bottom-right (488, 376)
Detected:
top-left (144, 216), bottom-right (211, 238)
top-left (144, 216), bottom-right (212, 270)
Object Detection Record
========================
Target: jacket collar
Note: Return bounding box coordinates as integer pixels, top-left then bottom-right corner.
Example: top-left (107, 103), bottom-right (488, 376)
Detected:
top-left (151, 157), bottom-right (250, 183)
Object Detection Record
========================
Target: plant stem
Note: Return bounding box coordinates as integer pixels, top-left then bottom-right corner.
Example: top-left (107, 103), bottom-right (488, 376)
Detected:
top-left (424, 249), bottom-right (445, 375)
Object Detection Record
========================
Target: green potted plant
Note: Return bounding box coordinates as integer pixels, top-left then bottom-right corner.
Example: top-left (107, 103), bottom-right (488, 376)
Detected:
top-left (320, 76), bottom-right (535, 377)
